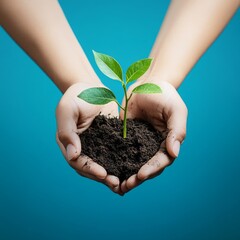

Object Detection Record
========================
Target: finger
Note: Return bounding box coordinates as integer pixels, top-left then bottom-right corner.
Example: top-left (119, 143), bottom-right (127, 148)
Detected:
top-left (104, 175), bottom-right (120, 191)
top-left (137, 142), bottom-right (174, 181)
top-left (105, 176), bottom-right (124, 195)
top-left (70, 155), bottom-right (107, 180)
top-left (56, 132), bottom-right (67, 159)
top-left (76, 168), bottom-right (122, 194)
top-left (76, 170), bottom-right (100, 181)
top-left (76, 169), bottom-right (109, 186)
top-left (76, 170), bottom-right (123, 195)
top-left (125, 174), bottom-right (143, 191)
top-left (121, 180), bottom-right (129, 194)
top-left (166, 104), bottom-right (187, 158)
top-left (56, 99), bottom-right (81, 161)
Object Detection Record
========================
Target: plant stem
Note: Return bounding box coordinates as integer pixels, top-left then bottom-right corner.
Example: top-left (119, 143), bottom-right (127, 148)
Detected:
top-left (115, 100), bottom-right (125, 111)
top-left (123, 83), bottom-right (128, 138)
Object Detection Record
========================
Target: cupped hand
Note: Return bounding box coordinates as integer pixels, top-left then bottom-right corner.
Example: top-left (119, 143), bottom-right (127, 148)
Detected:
top-left (56, 82), bottom-right (122, 194)
top-left (120, 80), bottom-right (188, 193)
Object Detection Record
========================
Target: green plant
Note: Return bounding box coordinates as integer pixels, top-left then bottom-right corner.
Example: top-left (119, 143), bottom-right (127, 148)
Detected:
top-left (78, 50), bottom-right (162, 138)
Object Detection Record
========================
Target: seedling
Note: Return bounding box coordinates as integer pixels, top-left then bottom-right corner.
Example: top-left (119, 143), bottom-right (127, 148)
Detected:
top-left (78, 51), bottom-right (162, 138)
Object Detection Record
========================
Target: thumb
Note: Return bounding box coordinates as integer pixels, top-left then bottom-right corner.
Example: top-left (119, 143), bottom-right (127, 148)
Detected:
top-left (56, 100), bottom-right (81, 161)
top-left (166, 106), bottom-right (187, 158)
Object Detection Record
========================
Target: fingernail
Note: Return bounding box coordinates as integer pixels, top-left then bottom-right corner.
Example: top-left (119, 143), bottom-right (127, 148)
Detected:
top-left (66, 144), bottom-right (77, 161)
top-left (173, 141), bottom-right (180, 157)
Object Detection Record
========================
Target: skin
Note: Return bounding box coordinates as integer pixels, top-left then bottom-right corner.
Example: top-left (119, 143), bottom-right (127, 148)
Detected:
top-left (0, 0), bottom-right (100, 92)
top-left (120, 0), bottom-right (239, 193)
top-left (120, 81), bottom-right (187, 193)
top-left (146, 0), bottom-right (240, 89)
top-left (56, 82), bottom-right (121, 193)
top-left (0, 0), bottom-right (120, 193)
top-left (0, 0), bottom-right (239, 195)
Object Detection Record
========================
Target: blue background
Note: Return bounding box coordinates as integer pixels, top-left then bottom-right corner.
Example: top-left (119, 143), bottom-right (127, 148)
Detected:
top-left (0, 0), bottom-right (240, 239)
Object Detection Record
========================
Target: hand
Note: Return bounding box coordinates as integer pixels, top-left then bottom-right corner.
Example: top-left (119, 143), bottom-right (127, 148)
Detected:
top-left (120, 80), bottom-right (188, 193)
top-left (56, 82), bottom-right (123, 194)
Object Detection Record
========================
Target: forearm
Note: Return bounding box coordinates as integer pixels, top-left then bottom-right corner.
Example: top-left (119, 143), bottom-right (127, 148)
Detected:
top-left (0, 0), bottom-right (100, 93)
top-left (147, 0), bottom-right (239, 88)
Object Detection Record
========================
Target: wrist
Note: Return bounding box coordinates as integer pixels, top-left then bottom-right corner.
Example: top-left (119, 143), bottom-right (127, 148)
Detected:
top-left (57, 72), bottom-right (102, 93)
top-left (141, 70), bottom-right (184, 89)
top-left (63, 81), bottom-right (106, 98)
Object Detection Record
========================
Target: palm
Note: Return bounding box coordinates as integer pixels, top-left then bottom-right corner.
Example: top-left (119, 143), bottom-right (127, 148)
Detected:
top-left (121, 81), bottom-right (175, 133)
top-left (60, 82), bottom-right (118, 133)
top-left (56, 82), bottom-right (121, 194)
top-left (119, 81), bottom-right (187, 193)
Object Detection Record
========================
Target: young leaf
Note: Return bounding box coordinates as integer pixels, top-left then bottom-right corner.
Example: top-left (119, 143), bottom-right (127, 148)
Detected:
top-left (132, 83), bottom-right (162, 94)
top-left (78, 87), bottom-right (116, 105)
top-left (93, 50), bottom-right (123, 82)
top-left (126, 58), bottom-right (152, 83)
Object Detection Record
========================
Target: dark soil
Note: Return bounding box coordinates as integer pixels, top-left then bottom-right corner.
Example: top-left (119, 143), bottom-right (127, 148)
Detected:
top-left (80, 115), bottom-right (165, 183)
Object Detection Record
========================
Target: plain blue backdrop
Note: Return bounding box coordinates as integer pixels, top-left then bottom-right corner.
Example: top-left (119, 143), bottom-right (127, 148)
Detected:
top-left (0, 1), bottom-right (240, 239)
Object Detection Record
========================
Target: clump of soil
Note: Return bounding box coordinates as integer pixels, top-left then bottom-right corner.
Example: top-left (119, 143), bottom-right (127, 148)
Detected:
top-left (80, 115), bottom-right (165, 182)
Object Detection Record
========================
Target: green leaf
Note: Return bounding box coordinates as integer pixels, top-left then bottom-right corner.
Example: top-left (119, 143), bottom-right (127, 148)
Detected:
top-left (78, 87), bottom-right (116, 105)
top-left (93, 50), bottom-right (123, 82)
top-left (132, 83), bottom-right (162, 94)
top-left (126, 58), bottom-right (152, 83)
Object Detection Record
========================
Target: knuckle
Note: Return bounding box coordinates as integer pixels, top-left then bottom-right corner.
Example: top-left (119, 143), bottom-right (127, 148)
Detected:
top-left (57, 129), bottom-right (69, 143)
top-left (82, 159), bottom-right (92, 170)
top-left (176, 128), bottom-right (186, 143)
top-left (79, 155), bottom-right (93, 170)
top-left (57, 129), bottom-right (75, 148)
top-left (169, 125), bottom-right (186, 142)
top-left (179, 127), bottom-right (186, 139)
top-left (55, 98), bottom-right (68, 116)
top-left (148, 158), bottom-right (161, 168)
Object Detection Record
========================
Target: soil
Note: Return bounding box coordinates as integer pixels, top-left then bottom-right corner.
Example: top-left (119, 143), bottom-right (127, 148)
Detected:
top-left (80, 115), bottom-right (165, 183)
